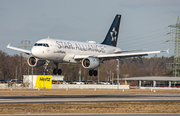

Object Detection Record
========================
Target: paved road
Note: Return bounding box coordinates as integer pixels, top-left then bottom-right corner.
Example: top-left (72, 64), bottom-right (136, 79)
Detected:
top-left (0, 94), bottom-right (180, 104)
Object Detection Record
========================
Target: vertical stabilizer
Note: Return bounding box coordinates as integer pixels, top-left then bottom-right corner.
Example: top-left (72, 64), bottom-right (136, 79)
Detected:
top-left (101, 14), bottom-right (121, 47)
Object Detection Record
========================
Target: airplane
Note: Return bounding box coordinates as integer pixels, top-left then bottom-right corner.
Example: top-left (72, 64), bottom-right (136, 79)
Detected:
top-left (7, 14), bottom-right (168, 76)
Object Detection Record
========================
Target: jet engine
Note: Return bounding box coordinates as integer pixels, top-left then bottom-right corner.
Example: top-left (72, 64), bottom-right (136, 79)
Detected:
top-left (82, 57), bottom-right (100, 69)
top-left (27, 56), bottom-right (45, 67)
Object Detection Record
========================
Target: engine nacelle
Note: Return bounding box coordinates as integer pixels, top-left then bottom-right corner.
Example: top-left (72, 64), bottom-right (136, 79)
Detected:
top-left (82, 57), bottom-right (100, 69)
top-left (27, 56), bottom-right (45, 67)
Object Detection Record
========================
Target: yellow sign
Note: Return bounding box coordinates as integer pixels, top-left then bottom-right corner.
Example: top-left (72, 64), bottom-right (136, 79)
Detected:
top-left (35, 75), bottom-right (52, 89)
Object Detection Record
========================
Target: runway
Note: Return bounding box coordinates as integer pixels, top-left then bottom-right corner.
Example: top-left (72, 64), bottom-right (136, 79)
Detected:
top-left (0, 94), bottom-right (180, 104)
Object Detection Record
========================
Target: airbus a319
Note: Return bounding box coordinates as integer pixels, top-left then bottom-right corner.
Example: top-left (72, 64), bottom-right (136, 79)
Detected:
top-left (7, 14), bottom-right (168, 76)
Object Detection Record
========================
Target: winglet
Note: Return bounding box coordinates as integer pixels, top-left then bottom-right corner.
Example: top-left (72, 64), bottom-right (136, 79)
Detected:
top-left (160, 49), bottom-right (169, 54)
top-left (7, 43), bottom-right (11, 48)
top-left (166, 49), bottom-right (169, 54)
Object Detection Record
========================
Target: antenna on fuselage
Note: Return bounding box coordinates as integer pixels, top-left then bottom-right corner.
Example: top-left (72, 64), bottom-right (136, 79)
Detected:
top-left (48, 36), bottom-right (50, 39)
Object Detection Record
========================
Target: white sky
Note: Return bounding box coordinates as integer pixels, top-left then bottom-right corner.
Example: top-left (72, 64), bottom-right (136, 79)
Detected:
top-left (0, 0), bottom-right (180, 57)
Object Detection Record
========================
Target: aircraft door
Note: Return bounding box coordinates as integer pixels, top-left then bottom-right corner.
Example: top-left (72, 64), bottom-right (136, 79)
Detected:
top-left (44, 42), bottom-right (52, 58)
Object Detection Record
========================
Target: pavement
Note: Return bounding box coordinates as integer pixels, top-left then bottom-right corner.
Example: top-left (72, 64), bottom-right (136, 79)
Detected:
top-left (0, 94), bottom-right (180, 104)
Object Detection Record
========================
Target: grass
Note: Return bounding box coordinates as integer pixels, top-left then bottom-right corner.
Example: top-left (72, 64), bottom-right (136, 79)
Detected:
top-left (0, 102), bottom-right (180, 114)
top-left (0, 89), bottom-right (180, 96)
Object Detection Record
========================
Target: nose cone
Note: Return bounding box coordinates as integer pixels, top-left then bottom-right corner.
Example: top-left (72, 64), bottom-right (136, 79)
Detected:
top-left (31, 47), bottom-right (39, 57)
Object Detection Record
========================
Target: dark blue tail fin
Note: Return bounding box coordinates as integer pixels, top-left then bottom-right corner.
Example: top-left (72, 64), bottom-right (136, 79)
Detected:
top-left (101, 14), bottom-right (121, 47)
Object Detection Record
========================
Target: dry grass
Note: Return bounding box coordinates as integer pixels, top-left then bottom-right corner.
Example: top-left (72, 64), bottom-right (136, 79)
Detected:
top-left (0, 89), bottom-right (180, 96)
top-left (0, 89), bottom-right (180, 114)
top-left (0, 102), bottom-right (180, 114)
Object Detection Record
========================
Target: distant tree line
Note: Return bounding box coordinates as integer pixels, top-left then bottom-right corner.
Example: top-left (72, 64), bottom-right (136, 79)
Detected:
top-left (0, 50), bottom-right (174, 80)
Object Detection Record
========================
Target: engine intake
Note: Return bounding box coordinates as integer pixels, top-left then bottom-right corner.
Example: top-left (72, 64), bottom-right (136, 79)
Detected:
top-left (27, 56), bottom-right (45, 67)
top-left (82, 57), bottom-right (100, 69)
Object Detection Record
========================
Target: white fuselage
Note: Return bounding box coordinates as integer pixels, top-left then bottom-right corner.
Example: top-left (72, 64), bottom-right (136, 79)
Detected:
top-left (31, 38), bottom-right (121, 63)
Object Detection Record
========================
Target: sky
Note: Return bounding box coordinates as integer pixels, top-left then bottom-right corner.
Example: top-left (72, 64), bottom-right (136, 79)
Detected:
top-left (0, 0), bottom-right (180, 57)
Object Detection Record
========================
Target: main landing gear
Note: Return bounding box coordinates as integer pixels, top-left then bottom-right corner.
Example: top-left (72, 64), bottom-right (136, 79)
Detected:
top-left (89, 70), bottom-right (98, 76)
top-left (53, 62), bottom-right (62, 75)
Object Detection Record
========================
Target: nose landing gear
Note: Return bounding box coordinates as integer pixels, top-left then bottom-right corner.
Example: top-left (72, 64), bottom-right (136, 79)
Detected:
top-left (43, 61), bottom-right (62, 75)
top-left (43, 60), bottom-right (50, 75)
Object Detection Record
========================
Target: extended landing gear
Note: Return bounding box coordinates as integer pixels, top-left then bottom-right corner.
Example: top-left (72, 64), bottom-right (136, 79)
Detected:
top-left (53, 62), bottom-right (62, 75)
top-left (89, 70), bottom-right (98, 76)
top-left (43, 60), bottom-right (50, 75)
top-left (53, 69), bottom-right (62, 75)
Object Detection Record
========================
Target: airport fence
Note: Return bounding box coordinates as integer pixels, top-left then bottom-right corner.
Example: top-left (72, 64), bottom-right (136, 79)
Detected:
top-left (52, 84), bottom-right (129, 89)
top-left (0, 83), bottom-right (129, 89)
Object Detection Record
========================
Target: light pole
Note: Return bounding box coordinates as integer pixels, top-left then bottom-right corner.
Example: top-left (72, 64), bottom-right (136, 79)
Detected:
top-left (32, 67), bottom-right (33, 89)
top-left (16, 66), bottom-right (17, 88)
top-left (110, 70), bottom-right (111, 82)
top-left (112, 73), bottom-right (114, 85)
top-left (79, 66), bottom-right (81, 81)
top-left (98, 67), bottom-right (99, 84)
top-left (116, 59), bottom-right (119, 89)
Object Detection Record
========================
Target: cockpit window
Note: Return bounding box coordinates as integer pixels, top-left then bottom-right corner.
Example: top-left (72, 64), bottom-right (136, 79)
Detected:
top-left (39, 44), bottom-right (43, 46)
top-left (34, 43), bottom-right (49, 47)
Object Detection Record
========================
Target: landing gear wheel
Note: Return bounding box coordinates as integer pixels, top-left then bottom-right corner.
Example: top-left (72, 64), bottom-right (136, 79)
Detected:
top-left (53, 69), bottom-right (57, 75)
top-left (89, 70), bottom-right (93, 76)
top-left (93, 70), bottom-right (97, 76)
top-left (53, 62), bottom-right (62, 75)
top-left (43, 69), bottom-right (48, 75)
top-left (89, 70), bottom-right (98, 76)
top-left (57, 69), bottom-right (62, 75)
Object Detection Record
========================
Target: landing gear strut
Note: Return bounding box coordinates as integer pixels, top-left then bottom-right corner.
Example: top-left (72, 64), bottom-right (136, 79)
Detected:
top-left (53, 62), bottom-right (62, 75)
top-left (43, 60), bottom-right (50, 75)
top-left (89, 70), bottom-right (97, 76)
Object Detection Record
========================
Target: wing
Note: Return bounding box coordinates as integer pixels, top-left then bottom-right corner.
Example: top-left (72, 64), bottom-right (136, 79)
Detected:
top-left (114, 49), bottom-right (146, 53)
top-left (74, 50), bottom-right (169, 60)
top-left (7, 44), bottom-right (31, 55)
